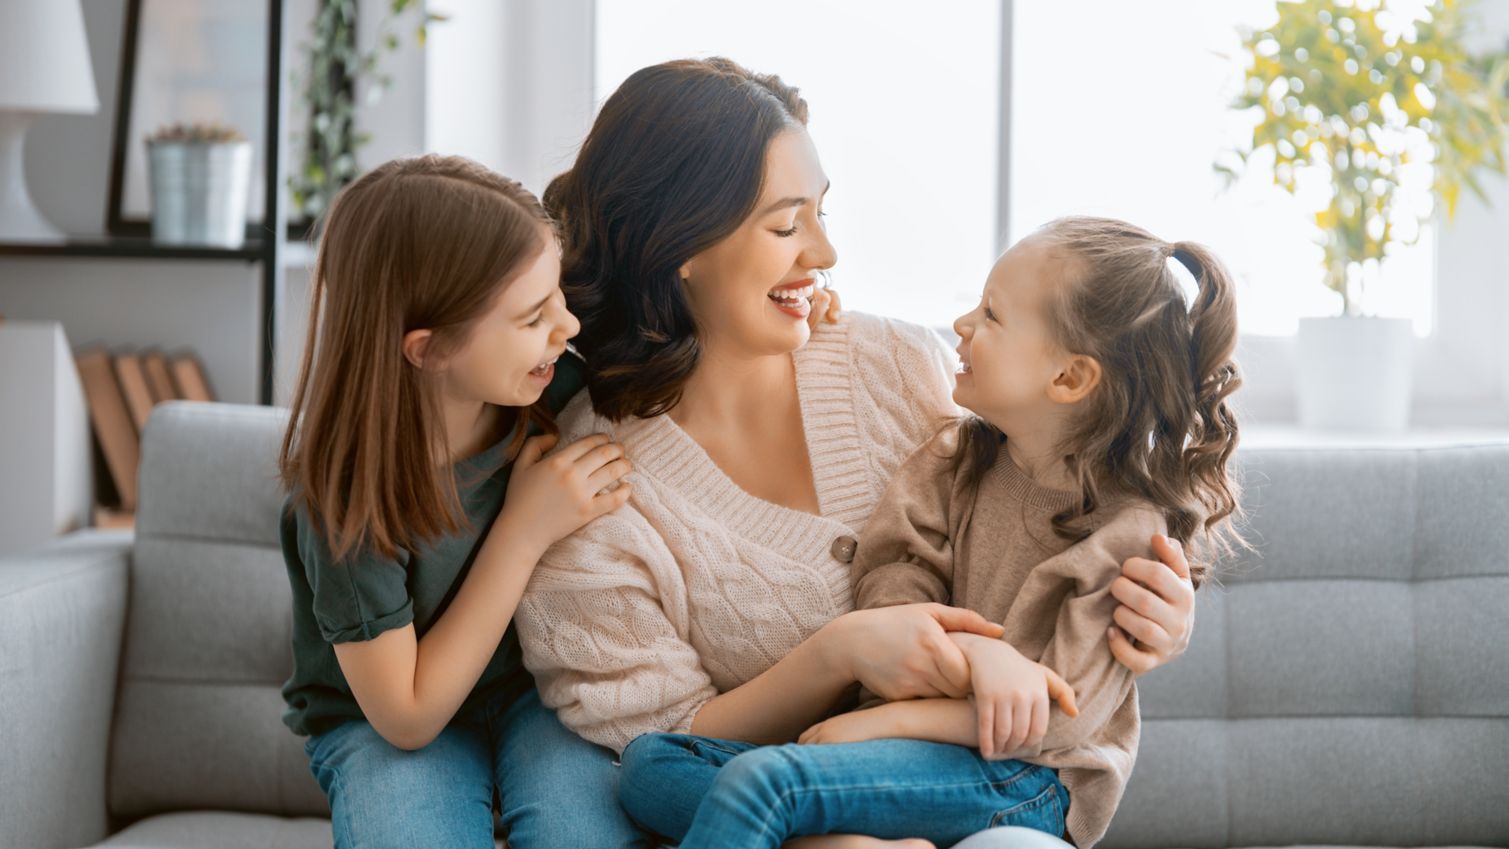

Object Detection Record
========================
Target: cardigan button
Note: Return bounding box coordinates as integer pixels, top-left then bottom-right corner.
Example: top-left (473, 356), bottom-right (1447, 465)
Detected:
top-left (831, 535), bottom-right (858, 563)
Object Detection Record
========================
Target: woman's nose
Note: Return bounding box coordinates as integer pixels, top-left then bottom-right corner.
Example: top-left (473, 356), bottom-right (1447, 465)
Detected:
top-left (804, 223), bottom-right (838, 272)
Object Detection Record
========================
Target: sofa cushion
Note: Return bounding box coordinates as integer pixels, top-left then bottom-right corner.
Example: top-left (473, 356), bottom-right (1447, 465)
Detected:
top-left (109, 404), bottom-right (325, 820)
top-left (1105, 445), bottom-right (1509, 848)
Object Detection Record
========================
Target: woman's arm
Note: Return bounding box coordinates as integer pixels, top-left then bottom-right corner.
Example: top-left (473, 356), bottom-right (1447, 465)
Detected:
top-left (1109, 534), bottom-right (1196, 674)
top-left (690, 603), bottom-right (1004, 744)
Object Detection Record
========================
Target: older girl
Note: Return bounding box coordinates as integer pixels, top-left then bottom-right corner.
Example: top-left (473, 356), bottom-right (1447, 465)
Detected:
top-left (278, 155), bottom-right (640, 849)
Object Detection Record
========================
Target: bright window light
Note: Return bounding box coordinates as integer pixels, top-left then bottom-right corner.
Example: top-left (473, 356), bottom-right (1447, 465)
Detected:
top-left (1008, 0), bottom-right (1435, 336)
top-left (595, 0), bottom-right (1003, 330)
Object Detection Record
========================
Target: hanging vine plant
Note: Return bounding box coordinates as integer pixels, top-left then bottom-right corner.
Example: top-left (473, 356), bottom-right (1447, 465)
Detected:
top-left (289, 0), bottom-right (443, 225)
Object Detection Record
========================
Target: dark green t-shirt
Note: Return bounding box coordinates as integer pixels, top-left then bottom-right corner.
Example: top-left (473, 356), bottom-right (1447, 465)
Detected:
top-left (280, 355), bottom-right (585, 737)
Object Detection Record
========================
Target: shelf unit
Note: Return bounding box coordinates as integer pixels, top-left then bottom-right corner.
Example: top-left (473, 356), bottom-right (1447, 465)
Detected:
top-left (0, 0), bottom-right (290, 405)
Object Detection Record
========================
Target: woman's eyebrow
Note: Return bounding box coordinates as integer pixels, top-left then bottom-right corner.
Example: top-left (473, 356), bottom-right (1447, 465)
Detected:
top-left (758, 181), bottom-right (832, 216)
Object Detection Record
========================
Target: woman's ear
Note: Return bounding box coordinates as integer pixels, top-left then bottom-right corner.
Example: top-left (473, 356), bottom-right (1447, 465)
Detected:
top-left (402, 328), bottom-right (435, 370)
top-left (1048, 354), bottom-right (1102, 404)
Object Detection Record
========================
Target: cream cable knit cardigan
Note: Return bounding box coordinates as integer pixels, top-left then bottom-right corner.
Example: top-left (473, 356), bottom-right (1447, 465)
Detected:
top-left (515, 313), bottom-right (959, 753)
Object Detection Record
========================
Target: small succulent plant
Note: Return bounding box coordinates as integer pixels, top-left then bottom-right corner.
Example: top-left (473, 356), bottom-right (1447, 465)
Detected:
top-left (147, 123), bottom-right (247, 144)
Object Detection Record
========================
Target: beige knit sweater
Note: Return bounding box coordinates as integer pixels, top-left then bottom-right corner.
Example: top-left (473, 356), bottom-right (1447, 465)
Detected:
top-left (515, 313), bottom-right (959, 754)
top-left (854, 425), bottom-right (1166, 848)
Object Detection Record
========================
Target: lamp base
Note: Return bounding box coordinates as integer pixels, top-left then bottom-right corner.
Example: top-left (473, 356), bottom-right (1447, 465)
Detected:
top-left (0, 112), bottom-right (65, 243)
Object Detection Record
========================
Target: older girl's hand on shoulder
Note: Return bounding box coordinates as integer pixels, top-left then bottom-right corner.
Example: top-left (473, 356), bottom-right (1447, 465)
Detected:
top-left (497, 432), bottom-right (633, 557)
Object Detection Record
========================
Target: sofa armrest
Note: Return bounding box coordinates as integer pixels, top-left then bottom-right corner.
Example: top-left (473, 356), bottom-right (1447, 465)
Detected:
top-left (0, 529), bottom-right (132, 849)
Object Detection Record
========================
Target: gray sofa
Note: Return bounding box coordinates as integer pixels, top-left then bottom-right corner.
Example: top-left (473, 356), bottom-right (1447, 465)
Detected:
top-left (2, 401), bottom-right (1506, 849)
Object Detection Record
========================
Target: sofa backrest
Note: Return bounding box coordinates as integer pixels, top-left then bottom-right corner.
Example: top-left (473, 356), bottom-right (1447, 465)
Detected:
top-left (114, 404), bottom-right (1509, 843)
top-left (110, 402), bottom-right (325, 820)
top-left (1106, 444), bottom-right (1509, 847)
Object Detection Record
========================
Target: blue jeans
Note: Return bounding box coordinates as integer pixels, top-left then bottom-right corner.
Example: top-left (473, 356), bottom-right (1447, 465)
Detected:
top-left (618, 733), bottom-right (1067, 849)
top-left (304, 688), bottom-right (648, 849)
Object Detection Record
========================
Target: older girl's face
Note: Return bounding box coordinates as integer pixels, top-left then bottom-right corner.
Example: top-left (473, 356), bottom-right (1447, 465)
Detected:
top-left (679, 128), bottom-right (838, 358)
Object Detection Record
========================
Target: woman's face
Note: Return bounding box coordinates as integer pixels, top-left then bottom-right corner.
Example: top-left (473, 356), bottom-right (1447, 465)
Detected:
top-left (679, 128), bottom-right (838, 358)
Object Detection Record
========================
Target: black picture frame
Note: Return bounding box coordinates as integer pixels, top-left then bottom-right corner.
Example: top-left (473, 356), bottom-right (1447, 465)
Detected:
top-left (106, 0), bottom-right (310, 241)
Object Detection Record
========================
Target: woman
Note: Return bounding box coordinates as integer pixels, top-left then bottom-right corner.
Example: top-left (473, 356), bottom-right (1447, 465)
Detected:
top-left (517, 58), bottom-right (1197, 848)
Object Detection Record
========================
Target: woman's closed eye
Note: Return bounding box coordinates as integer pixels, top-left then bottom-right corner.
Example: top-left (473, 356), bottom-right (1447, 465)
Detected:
top-left (774, 210), bottom-right (826, 238)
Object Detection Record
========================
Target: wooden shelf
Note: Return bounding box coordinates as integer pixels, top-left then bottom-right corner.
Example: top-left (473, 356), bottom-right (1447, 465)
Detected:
top-left (0, 236), bottom-right (265, 262)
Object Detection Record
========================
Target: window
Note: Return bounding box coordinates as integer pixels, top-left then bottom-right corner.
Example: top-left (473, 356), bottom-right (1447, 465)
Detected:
top-left (504, 0), bottom-right (1509, 422)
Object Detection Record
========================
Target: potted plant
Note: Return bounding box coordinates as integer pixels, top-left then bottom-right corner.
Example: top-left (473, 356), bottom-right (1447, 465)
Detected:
top-left (1226, 0), bottom-right (1509, 429)
top-left (146, 123), bottom-right (252, 248)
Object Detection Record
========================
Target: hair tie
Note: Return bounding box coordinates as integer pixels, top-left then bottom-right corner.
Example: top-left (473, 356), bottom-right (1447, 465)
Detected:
top-left (1168, 246), bottom-right (1202, 313)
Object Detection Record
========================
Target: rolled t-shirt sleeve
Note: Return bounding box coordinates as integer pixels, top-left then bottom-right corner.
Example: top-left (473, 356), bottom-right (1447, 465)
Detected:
top-left (293, 507), bottom-right (414, 644)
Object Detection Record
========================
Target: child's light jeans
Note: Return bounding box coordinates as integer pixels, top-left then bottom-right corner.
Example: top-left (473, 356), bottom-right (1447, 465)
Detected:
top-left (618, 732), bottom-right (1068, 849)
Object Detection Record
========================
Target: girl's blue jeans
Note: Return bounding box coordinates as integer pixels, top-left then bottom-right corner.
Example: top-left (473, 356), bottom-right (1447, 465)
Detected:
top-left (303, 688), bottom-right (648, 849)
top-left (618, 732), bottom-right (1069, 849)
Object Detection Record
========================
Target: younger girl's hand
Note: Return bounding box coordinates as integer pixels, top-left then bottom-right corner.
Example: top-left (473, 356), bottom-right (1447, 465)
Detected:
top-left (499, 433), bottom-right (632, 555)
top-left (799, 706), bottom-right (903, 746)
top-left (807, 285), bottom-right (842, 330)
top-left (949, 633), bottom-right (1078, 759)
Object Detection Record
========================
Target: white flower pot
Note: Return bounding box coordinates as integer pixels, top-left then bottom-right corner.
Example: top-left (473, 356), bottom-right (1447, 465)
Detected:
top-left (1296, 316), bottom-right (1413, 431)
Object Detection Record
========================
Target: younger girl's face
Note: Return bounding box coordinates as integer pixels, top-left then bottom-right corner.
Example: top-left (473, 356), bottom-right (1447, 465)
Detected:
top-left (952, 235), bottom-right (1071, 432)
top-left (442, 234), bottom-right (579, 408)
top-left (679, 128), bottom-right (838, 359)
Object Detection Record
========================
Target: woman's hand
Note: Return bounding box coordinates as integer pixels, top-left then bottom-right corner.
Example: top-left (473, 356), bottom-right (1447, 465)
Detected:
top-left (823, 604), bottom-right (1004, 701)
top-left (1109, 534), bottom-right (1196, 675)
top-left (497, 433), bottom-right (633, 556)
top-left (950, 633), bottom-right (1077, 759)
top-left (807, 285), bottom-right (842, 330)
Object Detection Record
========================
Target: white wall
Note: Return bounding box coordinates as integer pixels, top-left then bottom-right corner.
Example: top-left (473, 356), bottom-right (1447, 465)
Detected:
top-left (426, 0), bottom-right (595, 196)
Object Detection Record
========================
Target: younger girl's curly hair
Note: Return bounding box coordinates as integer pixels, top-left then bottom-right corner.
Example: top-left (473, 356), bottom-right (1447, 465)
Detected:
top-left (957, 216), bottom-right (1245, 587)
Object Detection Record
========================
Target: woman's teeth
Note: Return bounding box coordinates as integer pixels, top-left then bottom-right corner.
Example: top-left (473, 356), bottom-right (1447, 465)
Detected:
top-left (530, 356), bottom-right (559, 376)
top-left (768, 284), bottom-right (815, 305)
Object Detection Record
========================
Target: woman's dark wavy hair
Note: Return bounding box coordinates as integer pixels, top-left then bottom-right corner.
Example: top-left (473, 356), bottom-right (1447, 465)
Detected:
top-left (954, 217), bottom-right (1246, 588)
top-left (543, 57), bottom-right (808, 421)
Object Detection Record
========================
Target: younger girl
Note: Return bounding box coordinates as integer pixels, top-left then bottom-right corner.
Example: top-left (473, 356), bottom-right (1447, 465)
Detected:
top-left (621, 216), bottom-right (1243, 849)
top-left (277, 155), bottom-right (641, 849)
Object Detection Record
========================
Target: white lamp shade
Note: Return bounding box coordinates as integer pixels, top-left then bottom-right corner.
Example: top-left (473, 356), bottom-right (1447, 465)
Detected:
top-left (0, 0), bottom-right (99, 114)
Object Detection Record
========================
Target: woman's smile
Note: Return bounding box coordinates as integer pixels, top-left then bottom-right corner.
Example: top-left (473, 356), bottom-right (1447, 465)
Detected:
top-left (768, 278), bottom-right (816, 320)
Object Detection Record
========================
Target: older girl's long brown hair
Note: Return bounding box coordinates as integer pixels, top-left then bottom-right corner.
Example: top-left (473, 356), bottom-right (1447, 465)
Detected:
top-left (957, 216), bottom-right (1244, 586)
top-left (279, 155), bottom-right (554, 563)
